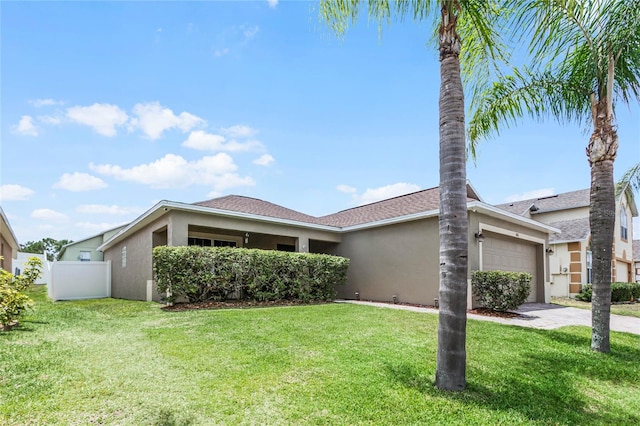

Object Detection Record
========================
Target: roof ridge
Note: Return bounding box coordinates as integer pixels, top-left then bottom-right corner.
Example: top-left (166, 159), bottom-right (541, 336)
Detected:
top-left (321, 185), bottom-right (439, 217)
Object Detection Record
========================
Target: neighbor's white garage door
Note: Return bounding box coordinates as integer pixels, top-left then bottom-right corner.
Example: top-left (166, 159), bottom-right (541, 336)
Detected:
top-left (482, 236), bottom-right (538, 303)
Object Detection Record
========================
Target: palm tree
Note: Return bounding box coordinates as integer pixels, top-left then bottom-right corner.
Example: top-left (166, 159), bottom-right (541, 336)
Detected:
top-left (320, 0), bottom-right (504, 390)
top-left (469, 0), bottom-right (640, 352)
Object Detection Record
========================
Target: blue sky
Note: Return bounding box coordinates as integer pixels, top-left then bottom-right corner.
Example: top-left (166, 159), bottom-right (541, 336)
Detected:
top-left (1, 0), bottom-right (639, 244)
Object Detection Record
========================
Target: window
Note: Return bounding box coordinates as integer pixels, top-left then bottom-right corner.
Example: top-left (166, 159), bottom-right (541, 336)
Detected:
top-left (122, 246), bottom-right (127, 268)
top-left (79, 251), bottom-right (91, 262)
top-left (188, 237), bottom-right (212, 247)
top-left (586, 250), bottom-right (593, 284)
top-left (214, 240), bottom-right (237, 247)
top-left (620, 207), bottom-right (628, 240)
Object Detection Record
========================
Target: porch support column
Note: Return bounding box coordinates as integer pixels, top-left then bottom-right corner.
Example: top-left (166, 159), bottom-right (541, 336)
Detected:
top-left (296, 236), bottom-right (309, 253)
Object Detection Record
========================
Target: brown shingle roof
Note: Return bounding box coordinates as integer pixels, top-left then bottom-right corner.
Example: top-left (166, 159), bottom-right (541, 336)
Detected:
top-left (193, 195), bottom-right (325, 225)
top-left (495, 189), bottom-right (590, 216)
top-left (193, 185), bottom-right (482, 229)
top-left (318, 185), bottom-right (480, 228)
top-left (548, 218), bottom-right (590, 243)
top-left (633, 240), bottom-right (640, 262)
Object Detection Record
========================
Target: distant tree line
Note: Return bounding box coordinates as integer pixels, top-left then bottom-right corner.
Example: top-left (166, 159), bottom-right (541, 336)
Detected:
top-left (19, 238), bottom-right (73, 261)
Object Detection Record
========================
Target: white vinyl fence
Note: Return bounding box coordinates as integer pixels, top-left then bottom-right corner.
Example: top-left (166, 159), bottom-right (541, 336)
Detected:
top-left (16, 252), bottom-right (50, 285)
top-left (49, 261), bottom-right (111, 301)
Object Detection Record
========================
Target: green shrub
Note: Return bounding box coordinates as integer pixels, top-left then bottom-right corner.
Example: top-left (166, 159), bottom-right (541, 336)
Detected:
top-left (153, 246), bottom-right (349, 304)
top-left (471, 270), bottom-right (532, 311)
top-left (575, 284), bottom-right (592, 302)
top-left (575, 282), bottom-right (640, 303)
top-left (0, 256), bottom-right (43, 330)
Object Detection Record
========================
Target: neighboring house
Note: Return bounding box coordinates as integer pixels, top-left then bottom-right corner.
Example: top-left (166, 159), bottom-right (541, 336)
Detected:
top-left (496, 187), bottom-right (638, 297)
top-left (58, 224), bottom-right (128, 262)
top-left (15, 252), bottom-right (49, 285)
top-left (634, 240), bottom-right (640, 283)
top-left (97, 183), bottom-right (559, 306)
top-left (0, 206), bottom-right (20, 274)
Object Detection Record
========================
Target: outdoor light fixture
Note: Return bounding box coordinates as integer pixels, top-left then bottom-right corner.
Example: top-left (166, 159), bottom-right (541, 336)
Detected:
top-left (475, 232), bottom-right (485, 243)
top-left (244, 233), bottom-right (249, 244)
top-left (546, 247), bottom-right (554, 255)
top-left (392, 294), bottom-right (398, 304)
top-left (355, 292), bottom-right (360, 300)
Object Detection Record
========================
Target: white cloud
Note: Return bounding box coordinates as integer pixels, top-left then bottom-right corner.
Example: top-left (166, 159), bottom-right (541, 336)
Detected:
top-left (182, 130), bottom-right (263, 152)
top-left (214, 48), bottom-right (230, 57)
top-left (182, 131), bottom-right (226, 151)
top-left (53, 172), bottom-right (108, 192)
top-left (90, 153), bottom-right (255, 191)
top-left (267, 0), bottom-right (279, 8)
top-left (13, 115), bottom-right (39, 136)
top-left (253, 154), bottom-right (275, 166)
top-left (31, 208), bottom-right (69, 222)
top-left (76, 204), bottom-right (144, 216)
top-left (242, 25), bottom-right (259, 40)
top-left (337, 184), bottom-right (357, 194)
top-left (0, 184), bottom-right (35, 201)
top-left (30, 98), bottom-right (63, 107)
top-left (221, 125), bottom-right (258, 138)
top-left (38, 115), bottom-right (63, 125)
top-left (66, 103), bottom-right (128, 136)
top-left (504, 188), bottom-right (556, 203)
top-left (354, 183), bottom-right (421, 206)
top-left (128, 102), bottom-right (205, 140)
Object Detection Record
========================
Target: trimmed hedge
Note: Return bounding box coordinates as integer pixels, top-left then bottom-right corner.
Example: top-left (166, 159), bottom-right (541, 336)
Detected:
top-left (575, 282), bottom-right (640, 303)
top-left (153, 246), bottom-right (349, 303)
top-left (471, 270), bottom-right (532, 311)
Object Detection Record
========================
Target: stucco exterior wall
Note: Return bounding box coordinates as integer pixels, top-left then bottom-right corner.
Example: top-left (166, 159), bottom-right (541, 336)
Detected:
top-left (547, 243), bottom-right (573, 297)
top-left (332, 218), bottom-right (440, 305)
top-left (532, 206), bottom-right (590, 224)
top-left (106, 216), bottom-right (169, 301)
top-left (59, 235), bottom-right (105, 261)
top-left (0, 233), bottom-right (15, 273)
top-left (614, 201), bottom-right (634, 282)
top-left (105, 210), bottom-right (341, 302)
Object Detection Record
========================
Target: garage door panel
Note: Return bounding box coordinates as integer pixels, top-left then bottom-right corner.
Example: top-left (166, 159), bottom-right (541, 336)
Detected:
top-left (482, 236), bottom-right (538, 303)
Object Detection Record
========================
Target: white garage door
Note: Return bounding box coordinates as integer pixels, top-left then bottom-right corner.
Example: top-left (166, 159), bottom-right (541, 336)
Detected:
top-left (482, 236), bottom-right (538, 303)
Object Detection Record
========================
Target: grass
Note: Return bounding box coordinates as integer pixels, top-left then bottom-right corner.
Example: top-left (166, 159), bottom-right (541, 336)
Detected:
top-left (552, 297), bottom-right (640, 318)
top-left (1, 287), bottom-right (639, 426)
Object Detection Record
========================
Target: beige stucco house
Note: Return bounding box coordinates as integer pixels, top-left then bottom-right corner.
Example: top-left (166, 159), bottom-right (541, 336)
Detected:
top-left (58, 224), bottom-right (127, 262)
top-left (633, 239), bottom-right (640, 283)
top-left (496, 187), bottom-right (638, 297)
top-left (0, 206), bottom-right (20, 274)
top-left (97, 183), bottom-right (558, 306)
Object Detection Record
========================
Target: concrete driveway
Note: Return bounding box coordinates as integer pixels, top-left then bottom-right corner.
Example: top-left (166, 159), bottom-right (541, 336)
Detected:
top-left (337, 300), bottom-right (640, 335)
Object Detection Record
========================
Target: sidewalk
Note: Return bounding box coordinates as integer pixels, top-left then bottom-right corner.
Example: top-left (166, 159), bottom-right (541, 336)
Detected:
top-left (335, 300), bottom-right (640, 335)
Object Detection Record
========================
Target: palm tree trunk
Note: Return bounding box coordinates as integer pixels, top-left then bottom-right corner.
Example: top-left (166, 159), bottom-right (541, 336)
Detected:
top-left (587, 103), bottom-right (618, 353)
top-left (435, 0), bottom-right (467, 391)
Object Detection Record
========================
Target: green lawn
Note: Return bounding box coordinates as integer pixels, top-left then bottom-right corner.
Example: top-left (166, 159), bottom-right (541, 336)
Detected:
top-left (552, 297), bottom-right (640, 318)
top-left (2, 287), bottom-right (639, 426)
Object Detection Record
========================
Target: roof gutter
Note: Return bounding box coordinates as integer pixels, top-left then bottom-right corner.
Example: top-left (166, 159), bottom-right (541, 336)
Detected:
top-left (98, 200), bottom-right (342, 252)
top-left (98, 199), bottom-right (561, 252)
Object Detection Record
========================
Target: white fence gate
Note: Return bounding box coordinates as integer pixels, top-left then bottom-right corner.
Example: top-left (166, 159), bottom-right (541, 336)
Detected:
top-left (49, 261), bottom-right (111, 301)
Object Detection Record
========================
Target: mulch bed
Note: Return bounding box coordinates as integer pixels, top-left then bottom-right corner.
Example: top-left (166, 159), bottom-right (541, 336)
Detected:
top-left (467, 308), bottom-right (523, 318)
top-left (161, 299), bottom-right (524, 319)
top-left (162, 300), bottom-right (328, 312)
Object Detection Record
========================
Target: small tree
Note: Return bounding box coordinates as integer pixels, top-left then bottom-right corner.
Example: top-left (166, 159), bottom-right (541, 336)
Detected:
top-left (0, 256), bottom-right (43, 330)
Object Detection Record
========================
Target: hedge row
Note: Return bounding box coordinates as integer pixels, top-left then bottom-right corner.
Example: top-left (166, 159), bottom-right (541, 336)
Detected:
top-left (575, 282), bottom-right (640, 303)
top-left (471, 270), bottom-right (532, 311)
top-left (153, 246), bottom-right (349, 303)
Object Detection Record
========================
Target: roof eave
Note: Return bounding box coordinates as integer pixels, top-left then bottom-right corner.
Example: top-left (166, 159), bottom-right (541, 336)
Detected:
top-left (470, 202), bottom-right (561, 234)
top-left (97, 201), bottom-right (342, 252)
